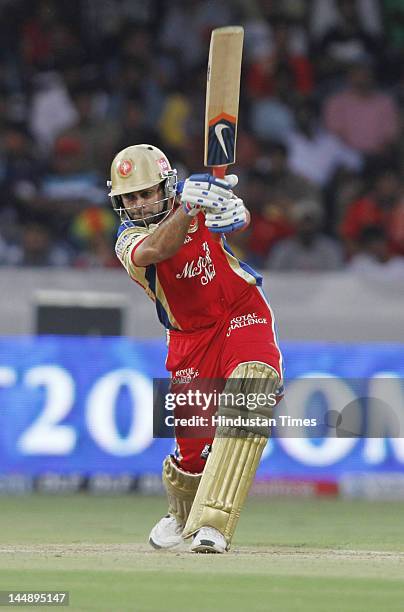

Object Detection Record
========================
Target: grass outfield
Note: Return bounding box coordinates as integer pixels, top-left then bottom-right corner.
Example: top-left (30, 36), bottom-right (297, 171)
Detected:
top-left (0, 495), bottom-right (403, 611)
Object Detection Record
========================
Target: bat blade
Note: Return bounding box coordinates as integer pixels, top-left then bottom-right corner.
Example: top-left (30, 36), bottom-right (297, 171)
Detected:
top-left (204, 26), bottom-right (244, 178)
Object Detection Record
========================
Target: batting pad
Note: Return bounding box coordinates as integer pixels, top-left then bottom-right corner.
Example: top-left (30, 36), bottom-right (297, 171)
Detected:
top-left (182, 361), bottom-right (280, 547)
top-left (182, 430), bottom-right (266, 546)
top-left (162, 455), bottom-right (202, 527)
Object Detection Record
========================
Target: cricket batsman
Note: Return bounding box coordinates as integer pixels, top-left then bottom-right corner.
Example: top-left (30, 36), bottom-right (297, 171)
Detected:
top-left (108, 144), bottom-right (283, 553)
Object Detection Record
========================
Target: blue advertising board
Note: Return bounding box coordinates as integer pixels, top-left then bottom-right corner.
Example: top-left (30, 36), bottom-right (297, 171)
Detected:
top-left (0, 337), bottom-right (404, 484)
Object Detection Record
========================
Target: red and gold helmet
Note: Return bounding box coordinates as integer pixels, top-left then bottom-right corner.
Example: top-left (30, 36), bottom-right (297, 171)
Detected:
top-left (108, 144), bottom-right (177, 227)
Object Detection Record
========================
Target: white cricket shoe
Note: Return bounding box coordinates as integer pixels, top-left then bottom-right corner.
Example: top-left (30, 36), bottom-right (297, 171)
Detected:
top-left (190, 527), bottom-right (227, 554)
top-left (149, 514), bottom-right (184, 550)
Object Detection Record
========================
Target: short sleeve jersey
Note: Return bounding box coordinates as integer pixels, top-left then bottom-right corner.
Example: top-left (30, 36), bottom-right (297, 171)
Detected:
top-left (115, 217), bottom-right (263, 332)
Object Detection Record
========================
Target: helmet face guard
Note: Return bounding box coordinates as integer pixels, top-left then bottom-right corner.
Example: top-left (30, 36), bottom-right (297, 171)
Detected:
top-left (107, 144), bottom-right (178, 228)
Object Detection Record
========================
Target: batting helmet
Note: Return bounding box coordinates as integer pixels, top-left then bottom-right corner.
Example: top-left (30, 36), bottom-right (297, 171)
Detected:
top-left (108, 144), bottom-right (177, 227)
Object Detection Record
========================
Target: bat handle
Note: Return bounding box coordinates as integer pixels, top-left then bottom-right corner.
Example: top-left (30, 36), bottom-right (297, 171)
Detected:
top-left (210, 167), bottom-right (228, 242)
top-left (213, 166), bottom-right (227, 179)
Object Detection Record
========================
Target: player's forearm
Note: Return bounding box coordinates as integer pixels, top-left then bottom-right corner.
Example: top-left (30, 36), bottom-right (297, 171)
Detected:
top-left (133, 207), bottom-right (193, 266)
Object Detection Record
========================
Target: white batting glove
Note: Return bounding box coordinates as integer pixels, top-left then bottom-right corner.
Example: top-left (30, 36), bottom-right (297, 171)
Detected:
top-left (181, 173), bottom-right (236, 216)
top-left (205, 195), bottom-right (247, 233)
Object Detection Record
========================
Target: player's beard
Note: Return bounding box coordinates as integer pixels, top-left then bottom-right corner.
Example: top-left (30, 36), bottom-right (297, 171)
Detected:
top-left (125, 198), bottom-right (173, 228)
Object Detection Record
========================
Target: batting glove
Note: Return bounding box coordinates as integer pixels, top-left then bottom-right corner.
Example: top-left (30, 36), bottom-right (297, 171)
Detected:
top-left (205, 195), bottom-right (247, 233)
top-left (181, 173), bottom-right (236, 216)
top-left (188, 173), bottom-right (247, 233)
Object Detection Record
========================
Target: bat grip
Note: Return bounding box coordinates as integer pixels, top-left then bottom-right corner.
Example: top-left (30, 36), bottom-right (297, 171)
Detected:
top-left (213, 166), bottom-right (227, 179)
top-left (210, 167), bottom-right (227, 242)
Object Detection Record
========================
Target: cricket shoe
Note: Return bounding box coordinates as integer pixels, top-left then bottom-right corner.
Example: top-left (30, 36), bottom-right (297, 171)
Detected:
top-left (190, 527), bottom-right (227, 554)
top-left (149, 514), bottom-right (184, 550)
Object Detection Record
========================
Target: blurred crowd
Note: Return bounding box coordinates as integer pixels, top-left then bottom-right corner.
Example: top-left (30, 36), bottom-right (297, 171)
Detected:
top-left (1, 0), bottom-right (404, 273)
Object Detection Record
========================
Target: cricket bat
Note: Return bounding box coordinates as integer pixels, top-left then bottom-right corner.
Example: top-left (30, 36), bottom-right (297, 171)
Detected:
top-left (204, 26), bottom-right (244, 180)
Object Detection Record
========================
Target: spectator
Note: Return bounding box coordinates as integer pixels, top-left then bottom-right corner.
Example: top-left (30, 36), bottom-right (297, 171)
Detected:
top-left (268, 199), bottom-right (343, 271)
top-left (71, 208), bottom-right (119, 268)
top-left (229, 129), bottom-right (261, 186)
top-left (382, 0), bottom-right (404, 54)
top-left (249, 65), bottom-right (298, 142)
top-left (20, 0), bottom-right (61, 70)
top-left (287, 97), bottom-right (362, 187)
top-left (159, 0), bottom-right (236, 69)
top-left (0, 230), bottom-right (19, 265)
top-left (74, 232), bottom-right (121, 268)
top-left (310, 0), bottom-right (382, 42)
top-left (0, 123), bottom-right (42, 234)
top-left (246, 17), bottom-right (314, 98)
top-left (255, 140), bottom-right (320, 203)
top-left (29, 71), bottom-right (78, 154)
top-left (108, 51), bottom-right (164, 133)
top-left (313, 0), bottom-right (382, 83)
top-left (244, 168), bottom-right (296, 267)
top-left (246, 141), bottom-right (322, 265)
top-left (7, 222), bottom-right (72, 267)
top-left (158, 83), bottom-right (192, 150)
top-left (323, 61), bottom-right (400, 155)
top-left (39, 135), bottom-right (106, 239)
top-left (56, 86), bottom-right (120, 174)
top-left (341, 166), bottom-right (404, 256)
top-left (348, 225), bottom-right (404, 277)
top-left (115, 94), bottom-right (158, 152)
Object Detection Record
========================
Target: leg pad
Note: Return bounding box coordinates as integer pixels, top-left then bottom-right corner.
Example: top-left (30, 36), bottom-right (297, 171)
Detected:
top-left (182, 362), bottom-right (280, 546)
top-left (182, 431), bottom-right (266, 543)
top-left (162, 455), bottom-right (202, 527)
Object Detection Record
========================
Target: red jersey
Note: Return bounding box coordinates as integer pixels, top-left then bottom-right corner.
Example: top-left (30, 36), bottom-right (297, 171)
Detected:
top-left (115, 216), bottom-right (267, 332)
